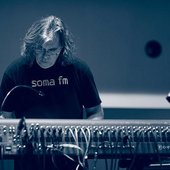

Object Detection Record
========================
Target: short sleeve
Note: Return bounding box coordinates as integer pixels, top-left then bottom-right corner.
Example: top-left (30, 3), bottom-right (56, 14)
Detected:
top-left (75, 59), bottom-right (101, 108)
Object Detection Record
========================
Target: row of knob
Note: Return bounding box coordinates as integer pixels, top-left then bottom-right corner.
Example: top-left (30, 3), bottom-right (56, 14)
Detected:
top-left (1, 124), bottom-right (170, 143)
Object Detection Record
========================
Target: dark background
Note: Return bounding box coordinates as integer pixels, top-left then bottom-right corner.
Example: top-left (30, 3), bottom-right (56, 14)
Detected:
top-left (1, 0), bottom-right (170, 93)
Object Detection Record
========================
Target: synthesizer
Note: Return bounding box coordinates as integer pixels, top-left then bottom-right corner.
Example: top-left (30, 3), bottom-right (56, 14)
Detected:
top-left (0, 119), bottom-right (170, 160)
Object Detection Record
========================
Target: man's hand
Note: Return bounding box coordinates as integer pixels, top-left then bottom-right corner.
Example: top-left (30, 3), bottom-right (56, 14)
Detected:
top-left (85, 104), bottom-right (104, 120)
top-left (0, 111), bottom-right (15, 118)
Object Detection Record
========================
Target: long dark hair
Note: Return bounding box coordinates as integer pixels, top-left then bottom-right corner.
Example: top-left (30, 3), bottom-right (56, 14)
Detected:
top-left (21, 15), bottom-right (75, 66)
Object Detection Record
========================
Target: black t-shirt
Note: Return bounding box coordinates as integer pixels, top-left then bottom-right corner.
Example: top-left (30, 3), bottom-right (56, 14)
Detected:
top-left (0, 55), bottom-right (101, 119)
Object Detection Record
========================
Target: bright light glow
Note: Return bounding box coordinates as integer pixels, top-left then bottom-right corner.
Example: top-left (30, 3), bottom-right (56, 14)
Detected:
top-left (100, 93), bottom-right (170, 109)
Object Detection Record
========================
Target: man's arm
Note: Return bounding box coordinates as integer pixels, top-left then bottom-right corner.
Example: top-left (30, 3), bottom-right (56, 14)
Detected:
top-left (0, 111), bottom-right (15, 118)
top-left (85, 104), bottom-right (104, 120)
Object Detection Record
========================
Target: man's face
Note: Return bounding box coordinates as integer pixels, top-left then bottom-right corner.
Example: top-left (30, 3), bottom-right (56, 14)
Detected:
top-left (35, 34), bottom-right (62, 69)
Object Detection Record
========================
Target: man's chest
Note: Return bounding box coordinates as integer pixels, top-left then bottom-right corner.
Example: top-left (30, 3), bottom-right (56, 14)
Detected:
top-left (14, 66), bottom-right (81, 104)
top-left (23, 65), bottom-right (76, 88)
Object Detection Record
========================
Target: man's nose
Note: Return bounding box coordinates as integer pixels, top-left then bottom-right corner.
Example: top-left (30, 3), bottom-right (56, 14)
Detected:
top-left (42, 48), bottom-right (47, 56)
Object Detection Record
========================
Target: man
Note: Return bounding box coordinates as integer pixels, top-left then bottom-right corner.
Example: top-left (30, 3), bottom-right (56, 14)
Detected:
top-left (0, 15), bottom-right (103, 169)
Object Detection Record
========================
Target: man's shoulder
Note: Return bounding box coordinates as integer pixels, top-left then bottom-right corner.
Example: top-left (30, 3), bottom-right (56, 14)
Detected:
top-left (69, 56), bottom-right (90, 71)
top-left (10, 56), bottom-right (28, 65)
top-left (5, 57), bottom-right (29, 73)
